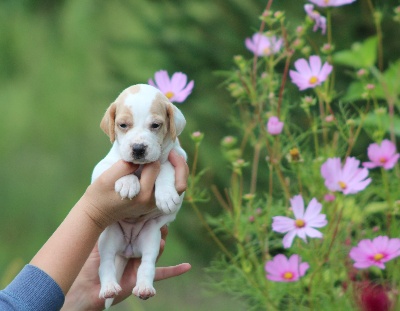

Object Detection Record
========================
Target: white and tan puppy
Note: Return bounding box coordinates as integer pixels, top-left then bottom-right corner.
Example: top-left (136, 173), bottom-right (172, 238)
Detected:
top-left (91, 84), bottom-right (186, 308)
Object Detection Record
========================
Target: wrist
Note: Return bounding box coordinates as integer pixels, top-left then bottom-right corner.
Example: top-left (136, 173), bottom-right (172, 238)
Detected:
top-left (62, 284), bottom-right (102, 311)
top-left (76, 194), bottom-right (113, 232)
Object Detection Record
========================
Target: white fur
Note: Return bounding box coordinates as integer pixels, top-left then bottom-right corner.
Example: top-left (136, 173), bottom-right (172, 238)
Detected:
top-left (91, 84), bottom-right (186, 308)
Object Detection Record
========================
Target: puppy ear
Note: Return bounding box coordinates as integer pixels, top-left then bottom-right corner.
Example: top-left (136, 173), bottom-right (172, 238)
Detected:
top-left (100, 103), bottom-right (117, 143)
top-left (166, 103), bottom-right (186, 141)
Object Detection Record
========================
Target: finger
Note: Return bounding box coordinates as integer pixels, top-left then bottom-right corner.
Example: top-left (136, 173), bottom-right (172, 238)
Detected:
top-left (138, 161), bottom-right (161, 198)
top-left (154, 263), bottom-right (192, 281)
top-left (160, 225), bottom-right (168, 241)
top-left (116, 259), bottom-right (139, 298)
top-left (100, 160), bottom-right (139, 183)
top-left (157, 239), bottom-right (166, 262)
top-left (168, 150), bottom-right (189, 194)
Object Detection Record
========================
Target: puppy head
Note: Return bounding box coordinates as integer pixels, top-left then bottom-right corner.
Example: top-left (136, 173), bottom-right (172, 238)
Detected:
top-left (100, 84), bottom-right (186, 164)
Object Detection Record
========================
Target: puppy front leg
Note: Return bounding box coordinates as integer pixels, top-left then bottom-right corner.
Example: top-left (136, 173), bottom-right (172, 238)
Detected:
top-left (155, 161), bottom-right (182, 214)
top-left (115, 174), bottom-right (140, 199)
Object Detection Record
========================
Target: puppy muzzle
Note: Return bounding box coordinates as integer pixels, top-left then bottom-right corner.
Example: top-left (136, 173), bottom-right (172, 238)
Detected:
top-left (132, 143), bottom-right (147, 160)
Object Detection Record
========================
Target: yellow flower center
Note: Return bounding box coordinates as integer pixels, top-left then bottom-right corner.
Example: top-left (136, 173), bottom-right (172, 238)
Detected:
top-left (374, 253), bottom-right (385, 261)
top-left (309, 76), bottom-right (318, 84)
top-left (263, 47), bottom-right (271, 55)
top-left (165, 91), bottom-right (174, 99)
top-left (295, 219), bottom-right (306, 228)
top-left (289, 148), bottom-right (301, 162)
top-left (379, 157), bottom-right (387, 164)
top-left (283, 272), bottom-right (294, 280)
top-left (290, 148), bottom-right (300, 157)
top-left (338, 181), bottom-right (347, 190)
top-left (373, 253), bottom-right (384, 261)
top-left (324, 0), bottom-right (330, 4)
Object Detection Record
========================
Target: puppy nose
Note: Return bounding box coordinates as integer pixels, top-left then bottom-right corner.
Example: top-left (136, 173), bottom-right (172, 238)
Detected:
top-left (132, 143), bottom-right (147, 159)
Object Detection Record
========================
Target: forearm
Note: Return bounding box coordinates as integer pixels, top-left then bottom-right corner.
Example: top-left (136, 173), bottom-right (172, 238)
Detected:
top-left (30, 196), bottom-right (104, 294)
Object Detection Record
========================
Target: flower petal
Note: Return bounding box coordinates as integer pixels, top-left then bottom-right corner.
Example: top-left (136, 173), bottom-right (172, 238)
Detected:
top-left (272, 216), bottom-right (296, 233)
top-left (303, 198), bottom-right (322, 221)
top-left (282, 230), bottom-right (297, 249)
top-left (309, 55), bottom-right (322, 76)
top-left (291, 195), bottom-right (305, 219)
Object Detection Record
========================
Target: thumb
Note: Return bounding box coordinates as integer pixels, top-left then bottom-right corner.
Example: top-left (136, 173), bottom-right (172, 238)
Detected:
top-left (100, 160), bottom-right (139, 183)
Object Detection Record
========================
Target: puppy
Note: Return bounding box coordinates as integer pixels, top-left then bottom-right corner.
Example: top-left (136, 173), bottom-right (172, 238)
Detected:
top-left (91, 84), bottom-right (187, 308)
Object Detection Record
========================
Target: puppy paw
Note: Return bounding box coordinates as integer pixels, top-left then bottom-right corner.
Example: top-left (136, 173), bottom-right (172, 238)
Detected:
top-left (99, 281), bottom-right (122, 299)
top-left (133, 282), bottom-right (156, 300)
top-left (155, 187), bottom-right (181, 214)
top-left (115, 175), bottom-right (140, 199)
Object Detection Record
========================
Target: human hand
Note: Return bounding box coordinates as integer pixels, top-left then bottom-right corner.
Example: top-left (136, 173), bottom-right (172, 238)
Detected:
top-left (62, 226), bottom-right (191, 311)
top-left (81, 160), bottom-right (161, 229)
top-left (168, 149), bottom-right (189, 195)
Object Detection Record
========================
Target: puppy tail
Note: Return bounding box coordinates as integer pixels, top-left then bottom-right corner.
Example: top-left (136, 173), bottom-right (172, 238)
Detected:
top-left (105, 298), bottom-right (114, 309)
top-left (103, 255), bottom-right (129, 309)
top-left (115, 255), bottom-right (129, 282)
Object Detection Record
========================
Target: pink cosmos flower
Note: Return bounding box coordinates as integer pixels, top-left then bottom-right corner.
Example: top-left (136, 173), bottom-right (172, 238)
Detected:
top-left (363, 139), bottom-right (400, 170)
top-left (272, 195), bottom-right (327, 248)
top-left (148, 70), bottom-right (194, 103)
top-left (267, 116), bottom-right (284, 135)
top-left (265, 254), bottom-right (309, 282)
top-left (349, 236), bottom-right (400, 269)
top-left (289, 55), bottom-right (333, 91)
top-left (321, 157), bottom-right (371, 195)
top-left (245, 33), bottom-right (283, 57)
top-left (304, 4), bottom-right (326, 34)
top-left (309, 0), bottom-right (357, 7)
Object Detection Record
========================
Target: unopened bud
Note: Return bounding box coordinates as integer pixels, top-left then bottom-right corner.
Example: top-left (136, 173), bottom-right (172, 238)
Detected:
top-left (191, 131), bottom-right (204, 143)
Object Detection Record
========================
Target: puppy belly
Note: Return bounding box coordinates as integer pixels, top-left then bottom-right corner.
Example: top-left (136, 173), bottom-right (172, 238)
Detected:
top-left (117, 213), bottom-right (176, 258)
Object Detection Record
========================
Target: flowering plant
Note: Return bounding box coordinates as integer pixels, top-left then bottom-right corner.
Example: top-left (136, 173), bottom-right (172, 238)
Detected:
top-left (186, 0), bottom-right (400, 310)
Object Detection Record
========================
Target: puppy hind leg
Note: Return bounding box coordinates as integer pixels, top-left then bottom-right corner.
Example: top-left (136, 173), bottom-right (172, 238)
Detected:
top-left (99, 257), bottom-right (122, 299)
top-left (98, 228), bottom-right (125, 301)
top-left (132, 222), bottom-right (162, 300)
top-left (104, 255), bottom-right (128, 309)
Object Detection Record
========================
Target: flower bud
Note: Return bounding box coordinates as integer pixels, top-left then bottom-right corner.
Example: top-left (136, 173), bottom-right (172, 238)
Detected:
top-left (324, 193), bottom-right (335, 202)
top-left (356, 69), bottom-right (367, 78)
top-left (221, 136), bottom-right (237, 148)
top-left (321, 43), bottom-right (334, 54)
top-left (191, 131), bottom-right (204, 143)
top-left (325, 115), bottom-right (334, 123)
top-left (266, 116), bottom-right (284, 135)
top-left (274, 11), bottom-right (284, 20)
top-left (243, 193), bottom-right (256, 201)
top-left (375, 107), bottom-right (387, 115)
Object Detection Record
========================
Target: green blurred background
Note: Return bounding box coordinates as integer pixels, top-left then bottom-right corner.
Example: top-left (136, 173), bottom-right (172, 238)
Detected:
top-left (0, 0), bottom-right (398, 310)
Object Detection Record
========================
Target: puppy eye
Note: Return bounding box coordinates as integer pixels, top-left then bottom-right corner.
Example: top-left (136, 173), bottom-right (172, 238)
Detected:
top-left (151, 123), bottom-right (161, 129)
top-left (119, 123), bottom-right (128, 129)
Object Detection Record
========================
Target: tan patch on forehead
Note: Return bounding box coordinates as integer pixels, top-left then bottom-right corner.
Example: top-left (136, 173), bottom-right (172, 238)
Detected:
top-left (115, 85), bottom-right (141, 103)
top-left (150, 93), bottom-right (169, 118)
top-left (127, 85), bottom-right (141, 95)
top-left (115, 102), bottom-right (134, 120)
top-left (150, 93), bottom-right (178, 140)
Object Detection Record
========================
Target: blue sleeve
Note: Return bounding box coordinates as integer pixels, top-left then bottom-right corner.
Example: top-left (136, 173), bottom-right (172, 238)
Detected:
top-left (0, 264), bottom-right (65, 311)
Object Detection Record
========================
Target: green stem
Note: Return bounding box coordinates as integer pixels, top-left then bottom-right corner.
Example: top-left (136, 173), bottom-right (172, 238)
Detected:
top-left (365, 0), bottom-right (384, 71)
top-left (189, 201), bottom-right (233, 260)
top-left (381, 168), bottom-right (394, 234)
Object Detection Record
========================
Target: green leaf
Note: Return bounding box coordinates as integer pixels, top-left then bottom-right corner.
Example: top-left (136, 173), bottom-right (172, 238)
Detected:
top-left (333, 36), bottom-right (378, 68)
top-left (372, 60), bottom-right (400, 101)
top-left (364, 202), bottom-right (389, 214)
top-left (354, 112), bottom-right (400, 136)
top-left (342, 81), bottom-right (365, 102)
